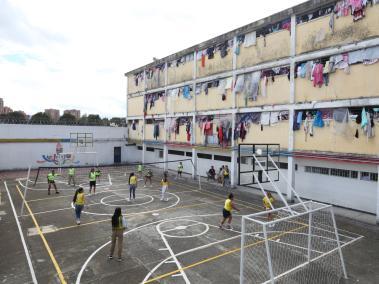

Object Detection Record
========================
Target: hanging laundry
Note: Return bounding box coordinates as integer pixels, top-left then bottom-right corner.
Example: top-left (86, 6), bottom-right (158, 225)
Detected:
top-left (304, 112), bottom-right (314, 141)
top-left (312, 63), bottom-right (324, 87)
top-left (313, 111), bottom-right (325, 127)
top-left (206, 47), bottom-right (215, 59)
top-left (201, 53), bottom-right (206, 67)
top-left (333, 108), bottom-right (349, 122)
top-left (132, 120), bottom-right (136, 130)
top-left (225, 77), bottom-right (233, 90)
top-left (153, 124), bottom-right (160, 140)
top-left (260, 112), bottom-right (270, 126)
top-left (293, 111), bottom-right (303, 131)
top-left (348, 46), bottom-right (379, 64)
top-left (186, 120), bottom-right (191, 142)
top-left (333, 108), bottom-right (350, 136)
top-left (217, 79), bottom-right (227, 96)
top-left (244, 71), bottom-right (261, 101)
top-left (243, 31), bottom-right (257, 47)
top-left (270, 112), bottom-right (279, 125)
top-left (235, 75), bottom-right (245, 93)
top-left (182, 86), bottom-right (192, 100)
top-left (361, 108), bottom-right (368, 129)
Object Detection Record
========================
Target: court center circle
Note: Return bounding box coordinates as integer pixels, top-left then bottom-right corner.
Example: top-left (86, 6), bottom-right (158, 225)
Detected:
top-left (100, 193), bottom-right (154, 207)
top-left (158, 219), bottom-right (209, 238)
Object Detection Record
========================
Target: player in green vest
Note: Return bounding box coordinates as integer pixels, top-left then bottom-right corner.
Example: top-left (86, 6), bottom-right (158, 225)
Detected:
top-left (47, 170), bottom-right (60, 195)
top-left (68, 167), bottom-right (76, 186)
top-left (89, 168), bottom-right (97, 194)
top-left (176, 162), bottom-right (184, 179)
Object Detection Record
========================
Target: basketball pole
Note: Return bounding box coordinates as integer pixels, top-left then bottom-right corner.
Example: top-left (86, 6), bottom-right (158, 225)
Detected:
top-left (20, 166), bottom-right (31, 216)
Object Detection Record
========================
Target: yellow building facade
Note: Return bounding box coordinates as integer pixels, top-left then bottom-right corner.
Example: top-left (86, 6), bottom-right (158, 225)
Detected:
top-left (125, 0), bottom-right (379, 217)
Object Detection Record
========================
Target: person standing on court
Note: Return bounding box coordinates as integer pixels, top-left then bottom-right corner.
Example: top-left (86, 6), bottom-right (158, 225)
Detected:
top-left (47, 169), bottom-right (60, 195)
top-left (219, 193), bottom-right (240, 230)
top-left (263, 192), bottom-right (275, 222)
top-left (160, 174), bottom-right (169, 201)
top-left (73, 187), bottom-right (85, 225)
top-left (222, 165), bottom-right (230, 187)
top-left (109, 207), bottom-right (127, 261)
top-left (95, 167), bottom-right (102, 182)
top-left (67, 166), bottom-right (76, 187)
top-left (176, 162), bottom-right (183, 179)
top-left (144, 167), bottom-right (153, 187)
top-left (89, 168), bottom-right (97, 194)
top-left (128, 172), bottom-right (137, 201)
top-left (137, 164), bottom-right (143, 181)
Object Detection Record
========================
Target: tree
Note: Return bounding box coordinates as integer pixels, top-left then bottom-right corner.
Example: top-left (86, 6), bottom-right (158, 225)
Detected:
top-left (110, 117), bottom-right (126, 127)
top-left (102, 118), bottom-right (110, 126)
top-left (58, 113), bottom-right (77, 125)
top-left (30, 112), bottom-right (52, 124)
top-left (0, 111), bottom-right (27, 124)
top-left (87, 114), bottom-right (102, 126)
top-left (79, 115), bottom-right (88, 125)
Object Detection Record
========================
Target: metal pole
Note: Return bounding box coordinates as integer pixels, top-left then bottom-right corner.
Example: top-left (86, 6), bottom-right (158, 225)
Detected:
top-left (307, 211), bottom-right (313, 262)
top-left (20, 166), bottom-right (31, 216)
top-left (263, 223), bottom-right (275, 284)
top-left (240, 216), bottom-right (246, 284)
top-left (330, 206), bottom-right (348, 279)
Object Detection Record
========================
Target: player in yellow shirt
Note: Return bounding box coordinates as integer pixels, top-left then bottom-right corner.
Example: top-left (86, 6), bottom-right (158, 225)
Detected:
top-left (73, 187), bottom-right (85, 225)
top-left (89, 168), bottom-right (97, 194)
top-left (128, 173), bottom-right (138, 201)
top-left (47, 170), bottom-right (60, 195)
top-left (263, 192), bottom-right (275, 222)
top-left (160, 174), bottom-right (170, 201)
top-left (219, 193), bottom-right (240, 230)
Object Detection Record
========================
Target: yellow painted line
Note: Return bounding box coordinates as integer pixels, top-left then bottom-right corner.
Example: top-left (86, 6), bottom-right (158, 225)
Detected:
top-left (144, 224), bottom-right (308, 283)
top-left (16, 185), bottom-right (67, 284)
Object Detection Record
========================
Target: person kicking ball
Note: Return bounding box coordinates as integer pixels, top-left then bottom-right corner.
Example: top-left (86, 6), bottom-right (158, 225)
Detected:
top-left (219, 193), bottom-right (240, 230)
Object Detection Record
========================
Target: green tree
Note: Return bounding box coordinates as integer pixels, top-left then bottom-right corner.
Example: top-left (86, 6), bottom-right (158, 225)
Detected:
top-left (79, 115), bottom-right (88, 125)
top-left (87, 114), bottom-right (102, 126)
top-left (102, 117), bottom-right (110, 126)
top-left (0, 111), bottom-right (27, 124)
top-left (58, 113), bottom-right (77, 125)
top-left (30, 112), bottom-right (52, 124)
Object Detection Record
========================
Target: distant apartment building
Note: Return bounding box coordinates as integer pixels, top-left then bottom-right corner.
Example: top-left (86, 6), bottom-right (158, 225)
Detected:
top-left (44, 109), bottom-right (60, 122)
top-left (64, 109), bottom-right (80, 120)
top-left (0, 98), bottom-right (3, 113)
top-left (2, 106), bottom-right (13, 114)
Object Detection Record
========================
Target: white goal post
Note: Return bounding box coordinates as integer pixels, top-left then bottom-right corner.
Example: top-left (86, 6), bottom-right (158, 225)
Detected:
top-left (240, 201), bottom-right (347, 284)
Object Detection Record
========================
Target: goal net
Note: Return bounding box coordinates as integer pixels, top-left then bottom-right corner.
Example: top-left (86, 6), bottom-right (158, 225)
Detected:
top-left (240, 201), bottom-right (347, 284)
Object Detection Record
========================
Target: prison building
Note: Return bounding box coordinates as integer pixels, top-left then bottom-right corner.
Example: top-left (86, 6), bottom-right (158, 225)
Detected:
top-left (125, 0), bottom-right (379, 222)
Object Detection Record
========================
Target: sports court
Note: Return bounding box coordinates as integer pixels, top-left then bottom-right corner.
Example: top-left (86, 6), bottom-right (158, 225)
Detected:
top-left (1, 160), bottom-right (378, 284)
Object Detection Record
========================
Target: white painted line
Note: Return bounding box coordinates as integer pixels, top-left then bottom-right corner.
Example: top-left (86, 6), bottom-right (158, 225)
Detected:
top-left (27, 225), bottom-right (58, 236)
top-left (4, 181), bottom-right (38, 284)
top-left (156, 223), bottom-right (191, 284)
top-left (108, 174), bottom-right (112, 186)
top-left (164, 260), bottom-right (176, 264)
top-left (158, 248), bottom-right (169, 251)
top-left (171, 274), bottom-right (183, 277)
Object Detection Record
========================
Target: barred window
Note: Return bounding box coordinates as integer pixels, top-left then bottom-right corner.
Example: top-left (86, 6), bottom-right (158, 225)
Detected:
top-left (330, 168), bottom-right (350, 178)
top-left (360, 172), bottom-right (378, 182)
top-left (305, 166), bottom-right (329, 175)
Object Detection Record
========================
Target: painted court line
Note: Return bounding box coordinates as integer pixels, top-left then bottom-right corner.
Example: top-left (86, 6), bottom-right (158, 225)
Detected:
top-left (15, 185), bottom-right (67, 284)
top-left (4, 182), bottom-right (38, 284)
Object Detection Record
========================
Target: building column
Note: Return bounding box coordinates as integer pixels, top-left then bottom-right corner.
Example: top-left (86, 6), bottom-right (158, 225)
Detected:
top-left (376, 165), bottom-right (379, 224)
top-left (163, 144), bottom-right (168, 171)
top-left (192, 148), bottom-right (197, 179)
top-left (142, 143), bottom-right (146, 164)
top-left (230, 112), bottom-right (237, 187)
top-left (286, 14), bottom-right (297, 203)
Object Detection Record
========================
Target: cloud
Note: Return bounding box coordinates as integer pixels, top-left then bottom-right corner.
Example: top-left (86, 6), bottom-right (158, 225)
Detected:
top-left (0, 0), bottom-right (305, 118)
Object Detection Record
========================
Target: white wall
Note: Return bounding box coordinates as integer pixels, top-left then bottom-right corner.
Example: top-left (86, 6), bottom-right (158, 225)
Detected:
top-left (295, 159), bottom-right (377, 214)
top-left (0, 124), bottom-right (128, 170)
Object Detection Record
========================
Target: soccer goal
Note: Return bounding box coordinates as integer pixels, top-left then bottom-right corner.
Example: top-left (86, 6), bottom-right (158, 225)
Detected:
top-left (240, 201), bottom-right (347, 284)
top-left (238, 144), bottom-right (347, 284)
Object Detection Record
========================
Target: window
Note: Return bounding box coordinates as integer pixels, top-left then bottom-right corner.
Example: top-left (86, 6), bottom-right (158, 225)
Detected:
top-left (146, 147), bottom-right (154, 152)
top-left (279, 162), bottom-right (288, 169)
top-left (305, 166), bottom-right (329, 175)
top-left (197, 153), bottom-right (212, 160)
top-left (295, 164), bottom-right (298, 171)
top-left (330, 168), bottom-right (350, 178)
top-left (238, 157), bottom-right (248, 165)
top-left (214, 155), bottom-right (231, 162)
top-left (360, 172), bottom-right (378, 182)
top-left (186, 152), bottom-right (192, 157)
top-left (137, 146), bottom-right (143, 150)
top-left (168, 150), bottom-right (185, 156)
top-left (159, 150), bottom-right (163, 158)
top-left (350, 171), bottom-right (358, 179)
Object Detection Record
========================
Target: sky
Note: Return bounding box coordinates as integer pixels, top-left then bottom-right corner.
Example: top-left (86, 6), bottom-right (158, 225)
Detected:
top-left (0, 0), bottom-right (305, 118)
